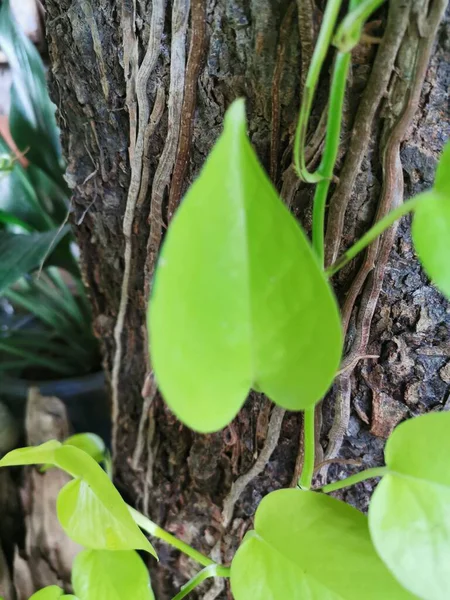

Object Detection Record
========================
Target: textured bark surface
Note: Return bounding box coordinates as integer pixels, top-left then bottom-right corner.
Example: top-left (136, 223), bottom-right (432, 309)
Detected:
top-left (42, 1), bottom-right (449, 598)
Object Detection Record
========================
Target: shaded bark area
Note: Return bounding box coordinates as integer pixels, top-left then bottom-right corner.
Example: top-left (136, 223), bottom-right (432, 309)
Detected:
top-left (42, 1), bottom-right (449, 598)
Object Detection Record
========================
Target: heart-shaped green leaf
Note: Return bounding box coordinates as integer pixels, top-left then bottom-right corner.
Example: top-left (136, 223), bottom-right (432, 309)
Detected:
top-left (231, 489), bottom-right (413, 599)
top-left (412, 141), bottom-right (450, 300)
top-left (149, 100), bottom-right (342, 432)
top-left (0, 443), bottom-right (156, 557)
top-left (72, 550), bottom-right (155, 600)
top-left (369, 411), bottom-right (450, 600)
top-left (29, 586), bottom-right (77, 600)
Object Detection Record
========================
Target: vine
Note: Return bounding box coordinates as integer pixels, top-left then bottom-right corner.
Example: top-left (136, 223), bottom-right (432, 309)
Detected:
top-left (1, 2), bottom-right (449, 599)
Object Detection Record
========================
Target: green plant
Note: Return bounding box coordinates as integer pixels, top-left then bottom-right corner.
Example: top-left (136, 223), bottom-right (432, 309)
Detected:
top-left (1, 1), bottom-right (449, 599)
top-left (0, 0), bottom-right (99, 379)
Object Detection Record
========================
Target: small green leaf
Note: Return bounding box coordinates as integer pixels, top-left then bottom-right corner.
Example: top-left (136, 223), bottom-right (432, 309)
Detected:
top-left (54, 445), bottom-right (156, 556)
top-left (149, 99), bottom-right (342, 432)
top-left (231, 489), bottom-right (413, 599)
top-left (0, 227), bottom-right (70, 293)
top-left (72, 550), bottom-right (155, 600)
top-left (0, 442), bottom-right (156, 557)
top-left (369, 412), bottom-right (450, 600)
top-left (64, 433), bottom-right (106, 464)
top-left (57, 478), bottom-right (154, 553)
top-left (412, 192), bottom-right (450, 299)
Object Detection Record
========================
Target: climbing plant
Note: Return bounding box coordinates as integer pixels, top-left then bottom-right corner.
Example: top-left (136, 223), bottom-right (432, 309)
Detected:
top-left (1, 1), bottom-right (450, 599)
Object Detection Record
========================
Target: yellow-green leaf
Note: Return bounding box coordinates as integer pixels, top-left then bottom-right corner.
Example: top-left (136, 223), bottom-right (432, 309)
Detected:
top-left (0, 442), bottom-right (156, 557)
top-left (369, 412), bottom-right (450, 600)
top-left (231, 489), bottom-right (413, 599)
top-left (149, 100), bottom-right (342, 432)
top-left (72, 550), bottom-right (155, 600)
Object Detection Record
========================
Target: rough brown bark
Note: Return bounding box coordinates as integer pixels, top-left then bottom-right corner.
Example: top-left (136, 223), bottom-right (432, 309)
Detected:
top-left (42, 1), bottom-right (449, 598)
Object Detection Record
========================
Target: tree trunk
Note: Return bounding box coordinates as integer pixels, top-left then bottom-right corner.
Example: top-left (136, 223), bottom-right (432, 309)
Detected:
top-left (43, 1), bottom-right (449, 597)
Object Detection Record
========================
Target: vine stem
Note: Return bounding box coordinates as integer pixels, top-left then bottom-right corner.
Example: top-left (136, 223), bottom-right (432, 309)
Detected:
top-left (334, 0), bottom-right (386, 52)
top-left (326, 193), bottom-right (427, 277)
top-left (293, 0), bottom-right (343, 183)
top-left (129, 506), bottom-right (216, 569)
top-left (319, 466), bottom-right (388, 493)
top-left (312, 51), bottom-right (351, 261)
top-left (171, 565), bottom-right (231, 600)
top-left (298, 407), bottom-right (315, 490)
top-left (301, 50), bottom-right (351, 489)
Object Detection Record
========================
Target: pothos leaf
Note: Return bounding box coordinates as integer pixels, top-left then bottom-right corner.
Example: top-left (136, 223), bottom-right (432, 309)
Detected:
top-left (0, 442), bottom-right (156, 557)
top-left (149, 99), bottom-right (342, 432)
top-left (72, 550), bottom-right (155, 600)
top-left (231, 489), bottom-right (413, 599)
top-left (369, 411), bottom-right (450, 600)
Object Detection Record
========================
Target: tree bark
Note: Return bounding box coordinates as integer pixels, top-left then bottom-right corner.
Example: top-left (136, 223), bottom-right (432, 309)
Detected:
top-left (42, 1), bottom-right (449, 598)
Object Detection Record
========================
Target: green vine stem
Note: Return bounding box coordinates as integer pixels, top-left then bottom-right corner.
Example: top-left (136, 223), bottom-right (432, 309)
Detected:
top-left (300, 53), bottom-right (351, 490)
top-left (129, 506), bottom-right (217, 569)
top-left (172, 565), bottom-right (231, 600)
top-left (334, 0), bottom-right (386, 52)
top-left (293, 0), bottom-right (343, 183)
top-left (319, 466), bottom-right (388, 493)
top-left (312, 51), bottom-right (351, 262)
top-left (325, 194), bottom-right (427, 277)
top-left (298, 407), bottom-right (316, 490)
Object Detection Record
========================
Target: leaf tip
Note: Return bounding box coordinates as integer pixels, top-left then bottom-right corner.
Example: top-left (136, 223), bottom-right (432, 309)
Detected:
top-left (224, 98), bottom-right (247, 133)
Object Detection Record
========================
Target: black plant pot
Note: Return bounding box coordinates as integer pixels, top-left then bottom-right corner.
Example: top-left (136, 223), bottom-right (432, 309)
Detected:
top-left (0, 371), bottom-right (111, 448)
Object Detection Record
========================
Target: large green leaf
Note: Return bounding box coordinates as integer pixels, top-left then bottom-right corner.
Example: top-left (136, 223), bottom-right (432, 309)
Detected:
top-left (0, 443), bottom-right (156, 557)
top-left (0, 0), bottom-right (64, 185)
top-left (412, 141), bottom-right (450, 300)
top-left (0, 227), bottom-right (70, 293)
top-left (29, 587), bottom-right (78, 600)
top-left (149, 100), bottom-right (342, 432)
top-left (231, 489), bottom-right (413, 599)
top-left (369, 412), bottom-right (450, 600)
top-left (72, 550), bottom-right (155, 600)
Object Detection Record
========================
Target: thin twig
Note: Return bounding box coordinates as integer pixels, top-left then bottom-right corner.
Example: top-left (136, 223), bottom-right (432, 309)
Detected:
top-left (221, 407), bottom-right (285, 529)
top-left (132, 373), bottom-right (157, 469)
